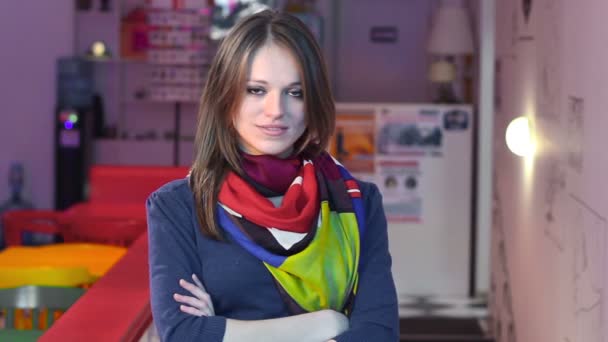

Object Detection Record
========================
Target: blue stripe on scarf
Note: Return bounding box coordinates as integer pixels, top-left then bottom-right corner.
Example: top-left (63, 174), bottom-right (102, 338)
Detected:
top-left (217, 206), bottom-right (287, 267)
top-left (336, 165), bottom-right (367, 240)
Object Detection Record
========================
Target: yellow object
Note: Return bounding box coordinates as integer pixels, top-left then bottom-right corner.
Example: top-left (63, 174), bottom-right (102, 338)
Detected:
top-left (0, 267), bottom-right (93, 288)
top-left (0, 243), bottom-right (126, 288)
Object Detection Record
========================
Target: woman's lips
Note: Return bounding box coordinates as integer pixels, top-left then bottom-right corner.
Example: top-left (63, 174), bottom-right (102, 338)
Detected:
top-left (258, 125), bottom-right (288, 136)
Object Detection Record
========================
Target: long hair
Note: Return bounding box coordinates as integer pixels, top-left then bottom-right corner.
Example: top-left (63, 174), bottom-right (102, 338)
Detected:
top-left (190, 10), bottom-right (335, 239)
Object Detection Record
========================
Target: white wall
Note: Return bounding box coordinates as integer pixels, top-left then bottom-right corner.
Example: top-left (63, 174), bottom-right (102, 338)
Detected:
top-left (0, 1), bottom-right (74, 209)
top-left (491, 0), bottom-right (608, 341)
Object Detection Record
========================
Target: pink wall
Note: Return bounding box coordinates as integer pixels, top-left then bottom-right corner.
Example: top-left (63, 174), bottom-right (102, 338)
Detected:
top-left (491, 0), bottom-right (608, 341)
top-left (0, 1), bottom-right (74, 209)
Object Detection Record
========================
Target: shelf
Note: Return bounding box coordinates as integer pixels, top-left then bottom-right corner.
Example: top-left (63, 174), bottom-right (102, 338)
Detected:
top-left (77, 1), bottom-right (213, 167)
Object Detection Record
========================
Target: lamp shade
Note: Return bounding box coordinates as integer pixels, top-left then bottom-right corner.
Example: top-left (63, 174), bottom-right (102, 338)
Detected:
top-left (428, 5), bottom-right (474, 55)
top-left (428, 60), bottom-right (456, 83)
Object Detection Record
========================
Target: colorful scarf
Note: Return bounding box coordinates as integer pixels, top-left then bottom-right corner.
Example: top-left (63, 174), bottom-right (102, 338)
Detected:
top-left (217, 152), bottom-right (366, 314)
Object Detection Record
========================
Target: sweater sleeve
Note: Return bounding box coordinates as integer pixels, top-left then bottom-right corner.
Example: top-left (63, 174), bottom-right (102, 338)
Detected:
top-left (334, 182), bottom-right (399, 342)
top-left (147, 189), bottom-right (227, 342)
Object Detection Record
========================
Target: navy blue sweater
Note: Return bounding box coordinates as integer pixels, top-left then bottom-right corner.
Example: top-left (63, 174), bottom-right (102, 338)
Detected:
top-left (147, 178), bottom-right (399, 341)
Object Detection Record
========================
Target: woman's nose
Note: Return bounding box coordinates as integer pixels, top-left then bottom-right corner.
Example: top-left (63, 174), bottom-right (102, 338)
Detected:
top-left (264, 91), bottom-right (283, 118)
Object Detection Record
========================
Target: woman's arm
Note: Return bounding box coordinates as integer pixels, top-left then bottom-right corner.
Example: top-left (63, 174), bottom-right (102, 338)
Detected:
top-left (175, 275), bottom-right (349, 342)
top-left (223, 310), bottom-right (347, 342)
top-left (147, 186), bottom-right (348, 342)
top-left (332, 183), bottom-right (400, 342)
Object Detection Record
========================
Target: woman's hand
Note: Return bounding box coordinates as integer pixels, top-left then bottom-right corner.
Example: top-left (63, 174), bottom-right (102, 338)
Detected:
top-left (173, 274), bottom-right (215, 317)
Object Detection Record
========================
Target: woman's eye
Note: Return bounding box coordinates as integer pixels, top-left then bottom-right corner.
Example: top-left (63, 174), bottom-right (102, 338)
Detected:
top-left (287, 89), bottom-right (303, 98)
top-left (247, 87), bottom-right (265, 95)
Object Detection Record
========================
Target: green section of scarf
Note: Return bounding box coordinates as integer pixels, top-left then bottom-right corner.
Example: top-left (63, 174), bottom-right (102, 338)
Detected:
top-left (264, 201), bottom-right (360, 312)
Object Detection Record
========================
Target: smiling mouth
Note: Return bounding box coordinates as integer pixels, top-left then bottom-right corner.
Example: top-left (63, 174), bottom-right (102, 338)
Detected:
top-left (258, 125), bottom-right (288, 136)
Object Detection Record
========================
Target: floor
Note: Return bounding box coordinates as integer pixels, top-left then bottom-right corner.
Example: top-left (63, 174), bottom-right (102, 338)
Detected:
top-left (399, 294), bottom-right (494, 342)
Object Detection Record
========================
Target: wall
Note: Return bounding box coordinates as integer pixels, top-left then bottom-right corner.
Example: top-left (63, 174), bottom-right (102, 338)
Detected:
top-left (0, 1), bottom-right (74, 209)
top-left (491, 0), bottom-right (608, 341)
top-left (332, 0), bottom-right (434, 102)
top-left (0, 0), bottom-right (439, 207)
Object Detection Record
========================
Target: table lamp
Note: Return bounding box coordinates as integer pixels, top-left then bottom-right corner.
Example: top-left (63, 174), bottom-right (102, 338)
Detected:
top-left (428, 59), bottom-right (458, 103)
top-left (427, 1), bottom-right (474, 103)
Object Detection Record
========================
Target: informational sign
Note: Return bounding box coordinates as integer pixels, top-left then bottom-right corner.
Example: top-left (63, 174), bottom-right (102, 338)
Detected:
top-left (376, 159), bottom-right (422, 222)
top-left (329, 111), bottom-right (376, 182)
top-left (376, 107), bottom-right (444, 158)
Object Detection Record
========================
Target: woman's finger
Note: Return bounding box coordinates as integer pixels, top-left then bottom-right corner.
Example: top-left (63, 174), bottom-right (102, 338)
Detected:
top-left (174, 294), bottom-right (212, 316)
top-left (173, 292), bottom-right (212, 314)
top-left (191, 275), bottom-right (215, 315)
top-left (179, 279), bottom-right (210, 301)
top-left (192, 274), bottom-right (206, 292)
top-left (179, 304), bottom-right (208, 317)
top-left (173, 293), bottom-right (210, 310)
top-left (177, 277), bottom-right (215, 316)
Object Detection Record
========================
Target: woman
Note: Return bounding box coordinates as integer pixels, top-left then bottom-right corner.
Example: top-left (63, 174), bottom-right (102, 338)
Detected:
top-left (147, 9), bottom-right (398, 341)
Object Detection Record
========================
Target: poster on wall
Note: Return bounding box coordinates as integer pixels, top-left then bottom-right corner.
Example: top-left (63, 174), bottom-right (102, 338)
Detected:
top-left (376, 107), bottom-right (443, 158)
top-left (329, 112), bottom-right (376, 182)
top-left (376, 159), bottom-right (422, 223)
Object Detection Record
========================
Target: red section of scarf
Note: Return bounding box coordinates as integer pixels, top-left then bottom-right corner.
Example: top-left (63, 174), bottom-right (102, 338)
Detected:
top-left (219, 162), bottom-right (318, 233)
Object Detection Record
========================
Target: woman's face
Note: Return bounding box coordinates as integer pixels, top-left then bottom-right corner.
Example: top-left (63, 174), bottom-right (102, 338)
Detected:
top-left (233, 43), bottom-right (306, 158)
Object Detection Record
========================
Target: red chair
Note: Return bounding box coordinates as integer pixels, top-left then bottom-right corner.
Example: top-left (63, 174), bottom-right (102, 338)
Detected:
top-left (88, 165), bottom-right (190, 204)
top-left (2, 165), bottom-right (189, 247)
top-left (61, 218), bottom-right (147, 247)
top-left (2, 210), bottom-right (64, 246)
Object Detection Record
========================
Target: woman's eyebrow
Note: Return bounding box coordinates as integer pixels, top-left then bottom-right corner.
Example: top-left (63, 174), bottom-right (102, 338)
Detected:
top-left (247, 79), bottom-right (301, 86)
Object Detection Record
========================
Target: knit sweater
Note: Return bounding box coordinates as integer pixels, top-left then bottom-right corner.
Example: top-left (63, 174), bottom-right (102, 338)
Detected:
top-left (147, 178), bottom-right (399, 341)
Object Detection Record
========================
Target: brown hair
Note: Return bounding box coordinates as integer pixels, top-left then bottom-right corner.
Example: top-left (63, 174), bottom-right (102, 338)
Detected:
top-left (189, 9), bottom-right (335, 240)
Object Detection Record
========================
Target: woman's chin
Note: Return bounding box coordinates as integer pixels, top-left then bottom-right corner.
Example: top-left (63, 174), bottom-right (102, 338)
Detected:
top-left (239, 140), bottom-right (295, 158)
top-left (258, 146), bottom-right (293, 158)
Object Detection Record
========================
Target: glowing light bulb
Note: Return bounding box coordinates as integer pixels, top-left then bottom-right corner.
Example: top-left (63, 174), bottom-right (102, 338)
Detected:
top-left (505, 116), bottom-right (534, 157)
top-left (91, 41), bottom-right (107, 58)
top-left (69, 113), bottom-right (78, 124)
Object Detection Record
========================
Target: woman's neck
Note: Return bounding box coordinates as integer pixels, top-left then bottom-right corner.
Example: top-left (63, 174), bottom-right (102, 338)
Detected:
top-left (239, 151), bottom-right (302, 195)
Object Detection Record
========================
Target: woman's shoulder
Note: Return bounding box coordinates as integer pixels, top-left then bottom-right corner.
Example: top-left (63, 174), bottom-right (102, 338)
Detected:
top-left (354, 178), bottom-right (385, 221)
top-left (152, 177), bottom-right (191, 195)
top-left (147, 177), bottom-right (194, 210)
top-left (355, 179), bottom-right (381, 203)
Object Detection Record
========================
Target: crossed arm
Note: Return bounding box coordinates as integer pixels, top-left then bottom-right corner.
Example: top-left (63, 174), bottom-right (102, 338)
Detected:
top-left (175, 274), bottom-right (344, 342)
